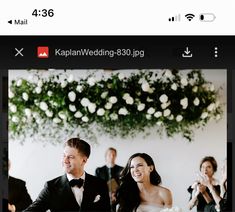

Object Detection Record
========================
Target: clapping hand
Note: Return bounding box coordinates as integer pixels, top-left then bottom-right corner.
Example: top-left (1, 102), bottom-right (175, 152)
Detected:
top-left (8, 203), bottom-right (16, 212)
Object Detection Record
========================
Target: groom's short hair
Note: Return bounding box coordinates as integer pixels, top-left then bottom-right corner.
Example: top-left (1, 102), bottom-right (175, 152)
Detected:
top-left (65, 138), bottom-right (91, 158)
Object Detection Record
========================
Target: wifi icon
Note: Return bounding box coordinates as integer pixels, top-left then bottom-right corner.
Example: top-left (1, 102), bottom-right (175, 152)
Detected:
top-left (185, 13), bottom-right (195, 21)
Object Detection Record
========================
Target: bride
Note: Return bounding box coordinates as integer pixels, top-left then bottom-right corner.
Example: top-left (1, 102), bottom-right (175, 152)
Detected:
top-left (116, 153), bottom-right (172, 212)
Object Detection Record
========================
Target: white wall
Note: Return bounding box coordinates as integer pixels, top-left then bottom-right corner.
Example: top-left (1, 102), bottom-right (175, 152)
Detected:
top-left (8, 69), bottom-right (226, 211)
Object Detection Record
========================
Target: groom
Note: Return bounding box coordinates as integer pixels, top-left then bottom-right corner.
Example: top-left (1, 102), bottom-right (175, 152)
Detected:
top-left (24, 138), bottom-right (111, 212)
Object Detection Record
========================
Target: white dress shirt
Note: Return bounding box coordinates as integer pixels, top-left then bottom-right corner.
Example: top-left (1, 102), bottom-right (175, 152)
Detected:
top-left (67, 172), bottom-right (85, 206)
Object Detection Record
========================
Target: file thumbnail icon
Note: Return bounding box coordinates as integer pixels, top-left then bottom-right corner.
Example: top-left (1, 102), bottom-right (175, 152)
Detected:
top-left (37, 46), bottom-right (49, 58)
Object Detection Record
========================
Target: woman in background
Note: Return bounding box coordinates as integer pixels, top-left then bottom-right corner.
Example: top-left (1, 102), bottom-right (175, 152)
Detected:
top-left (188, 156), bottom-right (220, 211)
top-left (116, 153), bottom-right (172, 212)
top-left (202, 159), bottom-right (227, 212)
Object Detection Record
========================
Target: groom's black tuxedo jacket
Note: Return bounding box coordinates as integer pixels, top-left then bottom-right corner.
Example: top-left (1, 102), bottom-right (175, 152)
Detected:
top-left (24, 173), bottom-right (111, 212)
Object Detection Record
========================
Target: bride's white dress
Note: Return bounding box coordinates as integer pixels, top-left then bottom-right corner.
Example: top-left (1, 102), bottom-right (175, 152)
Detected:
top-left (136, 203), bottom-right (164, 212)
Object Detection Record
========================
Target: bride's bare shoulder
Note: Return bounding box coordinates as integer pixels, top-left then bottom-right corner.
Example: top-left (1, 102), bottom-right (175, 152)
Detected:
top-left (156, 186), bottom-right (172, 199)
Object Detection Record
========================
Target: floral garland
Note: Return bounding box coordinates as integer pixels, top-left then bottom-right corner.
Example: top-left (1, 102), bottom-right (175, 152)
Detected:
top-left (9, 69), bottom-right (222, 143)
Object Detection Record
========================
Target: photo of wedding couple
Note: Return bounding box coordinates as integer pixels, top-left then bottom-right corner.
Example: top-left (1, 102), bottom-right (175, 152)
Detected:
top-left (7, 69), bottom-right (227, 212)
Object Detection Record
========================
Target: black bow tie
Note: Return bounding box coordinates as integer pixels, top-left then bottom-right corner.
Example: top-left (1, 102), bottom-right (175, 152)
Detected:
top-left (69, 179), bottom-right (84, 188)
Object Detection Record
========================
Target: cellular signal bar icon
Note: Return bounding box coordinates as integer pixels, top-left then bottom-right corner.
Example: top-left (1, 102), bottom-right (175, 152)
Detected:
top-left (168, 14), bottom-right (181, 22)
top-left (185, 13), bottom-right (195, 21)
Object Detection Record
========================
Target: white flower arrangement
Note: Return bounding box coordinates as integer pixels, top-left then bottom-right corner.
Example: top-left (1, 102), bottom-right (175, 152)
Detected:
top-left (9, 69), bottom-right (223, 143)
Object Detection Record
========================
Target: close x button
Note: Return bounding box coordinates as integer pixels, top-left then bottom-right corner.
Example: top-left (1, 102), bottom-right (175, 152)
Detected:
top-left (14, 48), bottom-right (24, 57)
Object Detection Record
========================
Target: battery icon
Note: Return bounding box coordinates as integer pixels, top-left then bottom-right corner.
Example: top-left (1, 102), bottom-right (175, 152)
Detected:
top-left (199, 13), bottom-right (216, 22)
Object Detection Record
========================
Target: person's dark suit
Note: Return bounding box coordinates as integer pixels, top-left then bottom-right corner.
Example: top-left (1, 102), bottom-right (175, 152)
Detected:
top-left (95, 165), bottom-right (123, 183)
top-left (8, 176), bottom-right (32, 211)
top-left (23, 173), bottom-right (110, 212)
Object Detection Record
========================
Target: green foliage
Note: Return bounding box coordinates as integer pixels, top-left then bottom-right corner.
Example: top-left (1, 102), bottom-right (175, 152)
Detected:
top-left (8, 70), bottom-right (223, 143)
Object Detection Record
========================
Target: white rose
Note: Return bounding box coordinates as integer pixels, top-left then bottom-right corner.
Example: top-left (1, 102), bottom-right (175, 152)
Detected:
top-left (189, 78), bottom-right (195, 85)
top-left (45, 110), bottom-right (53, 117)
top-left (37, 80), bottom-right (43, 87)
top-left (105, 102), bottom-right (112, 110)
top-left (146, 114), bottom-right (152, 120)
top-left (67, 74), bottom-right (74, 83)
top-left (137, 103), bottom-right (145, 111)
top-left (168, 114), bottom-right (174, 120)
top-left (82, 116), bottom-right (89, 122)
top-left (87, 77), bottom-right (96, 86)
top-left (123, 93), bottom-right (130, 100)
top-left (110, 113), bottom-right (118, 120)
top-left (180, 97), bottom-right (188, 109)
top-left (118, 108), bottom-right (128, 115)
top-left (36, 118), bottom-right (43, 124)
top-left (81, 98), bottom-right (90, 107)
top-left (176, 115), bottom-right (183, 122)
top-left (76, 85), bottom-right (83, 93)
top-left (74, 111), bottom-right (83, 118)
top-left (210, 84), bottom-right (215, 91)
top-left (164, 70), bottom-right (173, 78)
top-left (216, 114), bottom-right (221, 120)
top-left (53, 117), bottom-right (61, 124)
top-left (97, 108), bottom-right (105, 116)
top-left (68, 91), bottom-right (76, 102)
top-left (61, 81), bottom-right (67, 88)
top-left (16, 79), bottom-right (22, 87)
top-left (109, 96), bottom-right (118, 104)
top-left (58, 111), bottom-right (67, 120)
top-left (154, 111), bottom-right (162, 118)
top-left (88, 103), bottom-right (96, 113)
top-left (12, 116), bottom-right (19, 123)
top-left (148, 88), bottom-right (154, 94)
top-left (147, 107), bottom-right (155, 115)
top-left (163, 109), bottom-right (171, 117)
top-left (10, 104), bottom-right (17, 113)
top-left (215, 100), bottom-right (220, 108)
top-left (47, 91), bottom-right (53, 96)
top-left (147, 97), bottom-right (153, 102)
top-left (159, 94), bottom-right (168, 103)
top-left (141, 82), bottom-right (150, 92)
top-left (9, 90), bottom-right (15, 98)
top-left (101, 91), bottom-right (108, 99)
top-left (201, 112), bottom-right (208, 119)
top-left (35, 87), bottom-right (42, 94)
top-left (39, 102), bottom-right (48, 111)
top-left (157, 121), bottom-right (162, 126)
top-left (161, 101), bottom-right (171, 109)
top-left (193, 97), bottom-right (200, 106)
top-left (118, 73), bottom-right (125, 80)
top-left (192, 86), bottom-right (198, 92)
top-left (207, 103), bottom-right (215, 111)
top-left (171, 83), bottom-right (177, 91)
top-left (32, 112), bottom-right (39, 118)
top-left (22, 92), bottom-right (29, 101)
top-left (24, 108), bottom-right (31, 117)
top-left (181, 78), bottom-right (188, 86)
top-left (69, 104), bottom-right (76, 112)
top-left (126, 96), bottom-right (134, 105)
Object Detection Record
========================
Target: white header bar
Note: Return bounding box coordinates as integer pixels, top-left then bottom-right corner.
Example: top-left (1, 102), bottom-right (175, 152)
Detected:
top-left (0, 0), bottom-right (235, 35)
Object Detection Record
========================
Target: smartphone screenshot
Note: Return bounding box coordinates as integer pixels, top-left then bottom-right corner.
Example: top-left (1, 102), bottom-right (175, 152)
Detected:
top-left (0, 1), bottom-right (235, 212)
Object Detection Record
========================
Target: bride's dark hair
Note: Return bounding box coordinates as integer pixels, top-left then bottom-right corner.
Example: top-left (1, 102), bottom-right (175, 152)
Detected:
top-left (116, 153), bottom-right (162, 212)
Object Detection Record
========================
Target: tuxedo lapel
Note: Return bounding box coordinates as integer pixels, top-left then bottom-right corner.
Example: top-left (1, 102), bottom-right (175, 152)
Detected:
top-left (59, 175), bottom-right (81, 210)
top-left (81, 173), bottom-right (93, 210)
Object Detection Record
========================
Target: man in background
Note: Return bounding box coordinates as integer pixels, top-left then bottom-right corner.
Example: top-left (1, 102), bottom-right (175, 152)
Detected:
top-left (95, 147), bottom-right (123, 211)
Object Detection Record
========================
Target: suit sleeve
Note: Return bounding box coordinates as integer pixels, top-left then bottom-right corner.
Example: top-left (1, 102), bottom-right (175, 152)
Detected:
top-left (23, 182), bottom-right (51, 212)
top-left (100, 180), bottom-right (111, 212)
top-left (14, 181), bottom-right (32, 211)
